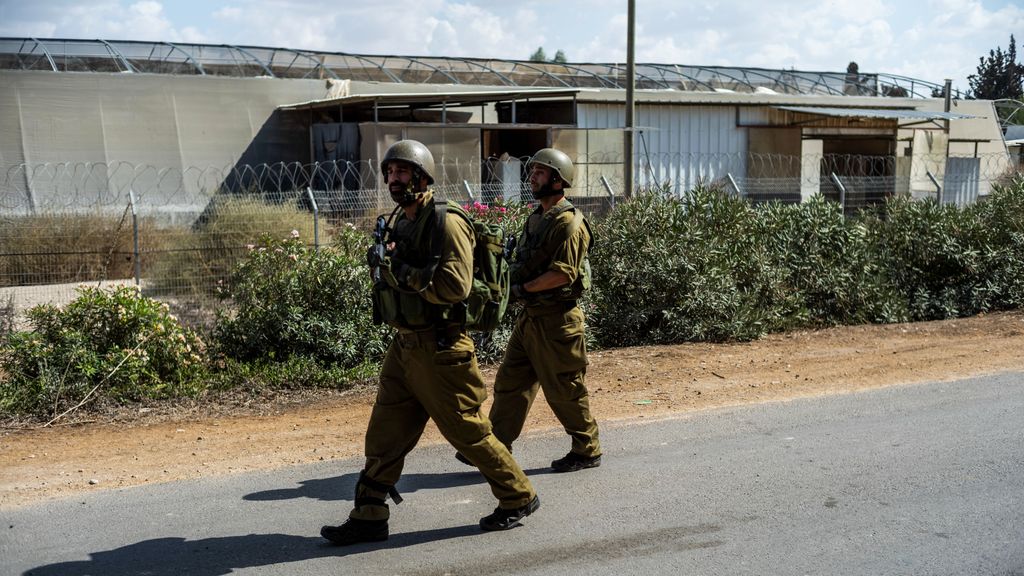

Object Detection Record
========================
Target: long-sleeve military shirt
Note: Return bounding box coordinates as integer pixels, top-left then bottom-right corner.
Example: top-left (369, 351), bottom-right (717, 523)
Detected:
top-left (394, 191), bottom-right (474, 306)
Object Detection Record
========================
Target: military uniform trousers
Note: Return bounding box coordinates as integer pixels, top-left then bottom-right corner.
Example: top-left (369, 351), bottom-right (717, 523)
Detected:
top-left (355, 327), bottom-right (536, 520)
top-left (490, 304), bottom-right (601, 457)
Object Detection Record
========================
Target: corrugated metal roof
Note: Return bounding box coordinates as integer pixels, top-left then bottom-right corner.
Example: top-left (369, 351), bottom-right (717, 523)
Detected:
top-left (775, 106), bottom-right (975, 120)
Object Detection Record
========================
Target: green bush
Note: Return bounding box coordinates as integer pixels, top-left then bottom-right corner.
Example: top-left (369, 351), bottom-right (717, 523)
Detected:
top-left (756, 195), bottom-right (882, 327)
top-left (0, 285), bottom-right (207, 417)
top-left (590, 184), bottom-right (786, 346)
top-left (976, 174), bottom-right (1024, 309)
top-left (214, 225), bottom-right (390, 368)
top-left (864, 195), bottom-right (992, 321)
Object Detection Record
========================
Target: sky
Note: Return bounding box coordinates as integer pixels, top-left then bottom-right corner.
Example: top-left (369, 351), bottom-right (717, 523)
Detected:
top-left (2, 0), bottom-right (1023, 93)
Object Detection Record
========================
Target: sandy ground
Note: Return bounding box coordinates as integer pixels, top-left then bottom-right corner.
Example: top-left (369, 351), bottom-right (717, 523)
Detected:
top-left (2, 310), bottom-right (1023, 509)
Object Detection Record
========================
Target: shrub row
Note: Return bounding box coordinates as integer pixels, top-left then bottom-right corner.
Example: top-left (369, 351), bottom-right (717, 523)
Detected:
top-left (3, 177), bottom-right (1022, 419)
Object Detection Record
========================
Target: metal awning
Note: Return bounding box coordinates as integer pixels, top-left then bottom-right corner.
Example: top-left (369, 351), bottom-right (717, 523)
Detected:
top-left (279, 88), bottom-right (588, 111)
top-left (774, 105), bottom-right (975, 120)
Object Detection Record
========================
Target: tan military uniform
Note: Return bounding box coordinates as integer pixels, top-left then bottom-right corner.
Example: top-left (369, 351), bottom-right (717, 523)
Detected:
top-left (489, 198), bottom-right (601, 458)
top-left (351, 191), bottom-right (536, 522)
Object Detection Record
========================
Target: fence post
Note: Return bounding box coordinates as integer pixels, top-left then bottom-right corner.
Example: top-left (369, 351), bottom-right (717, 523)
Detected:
top-left (600, 175), bottom-right (616, 210)
top-left (726, 173), bottom-right (742, 197)
top-left (829, 172), bottom-right (847, 213)
top-left (306, 187), bottom-right (320, 251)
top-left (128, 189), bottom-right (141, 287)
top-left (926, 170), bottom-right (942, 204)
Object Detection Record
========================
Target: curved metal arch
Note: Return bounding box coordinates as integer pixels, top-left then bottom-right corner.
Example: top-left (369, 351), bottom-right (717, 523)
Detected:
top-left (697, 65), bottom-right (805, 93)
top-left (98, 39), bottom-right (136, 73)
top-left (28, 37), bottom-right (58, 71)
top-left (392, 55), bottom-right (461, 84)
top-left (783, 69), bottom-right (846, 96)
top-left (689, 65), bottom-right (780, 93)
top-left (599, 62), bottom-right (674, 89)
top-left (224, 44), bottom-right (276, 77)
top-left (445, 56), bottom-right (516, 86)
top-left (261, 47), bottom-right (337, 80)
top-left (547, 62), bottom-right (621, 88)
top-left (328, 54), bottom-right (403, 83)
top-left (289, 49), bottom-right (340, 80)
top-left (665, 65), bottom-right (721, 91)
top-left (505, 60), bottom-right (576, 88)
top-left (163, 41), bottom-right (205, 75)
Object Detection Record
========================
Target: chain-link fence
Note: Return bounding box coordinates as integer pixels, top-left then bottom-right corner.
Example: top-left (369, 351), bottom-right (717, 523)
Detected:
top-left (2, 151), bottom-right (1020, 328)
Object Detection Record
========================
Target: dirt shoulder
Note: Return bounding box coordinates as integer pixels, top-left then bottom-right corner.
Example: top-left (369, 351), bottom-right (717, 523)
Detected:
top-left (2, 310), bottom-right (1023, 509)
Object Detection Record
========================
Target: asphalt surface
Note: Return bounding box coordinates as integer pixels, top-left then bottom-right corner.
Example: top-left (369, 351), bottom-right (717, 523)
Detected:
top-left (4, 372), bottom-right (1024, 576)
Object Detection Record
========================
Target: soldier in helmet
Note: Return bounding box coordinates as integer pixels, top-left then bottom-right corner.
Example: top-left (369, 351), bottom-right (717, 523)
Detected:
top-left (321, 140), bottom-right (539, 546)
top-left (458, 147), bottom-right (601, 473)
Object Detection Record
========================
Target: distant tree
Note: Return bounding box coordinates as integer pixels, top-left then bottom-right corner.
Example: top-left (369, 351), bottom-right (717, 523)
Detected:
top-left (968, 34), bottom-right (1024, 100)
top-left (528, 47), bottom-right (569, 64)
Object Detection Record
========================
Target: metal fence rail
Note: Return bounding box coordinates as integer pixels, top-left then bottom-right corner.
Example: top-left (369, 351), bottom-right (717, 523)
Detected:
top-left (1, 152), bottom-right (1020, 328)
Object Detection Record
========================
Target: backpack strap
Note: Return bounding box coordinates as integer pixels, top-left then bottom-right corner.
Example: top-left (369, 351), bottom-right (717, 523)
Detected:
top-left (521, 204), bottom-right (588, 275)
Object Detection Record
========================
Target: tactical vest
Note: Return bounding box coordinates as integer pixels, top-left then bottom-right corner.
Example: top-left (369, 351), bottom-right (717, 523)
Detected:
top-left (372, 197), bottom-right (460, 330)
top-left (510, 200), bottom-right (593, 305)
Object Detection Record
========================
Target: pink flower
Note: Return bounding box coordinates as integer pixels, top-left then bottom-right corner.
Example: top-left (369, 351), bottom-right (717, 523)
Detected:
top-left (290, 229), bottom-right (300, 238)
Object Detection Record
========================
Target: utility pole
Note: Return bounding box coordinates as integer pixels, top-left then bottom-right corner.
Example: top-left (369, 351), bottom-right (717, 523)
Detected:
top-left (624, 0), bottom-right (636, 198)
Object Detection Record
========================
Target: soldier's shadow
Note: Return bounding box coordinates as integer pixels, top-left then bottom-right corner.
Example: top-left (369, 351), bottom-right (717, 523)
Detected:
top-left (244, 467), bottom-right (553, 502)
top-left (23, 526), bottom-right (480, 576)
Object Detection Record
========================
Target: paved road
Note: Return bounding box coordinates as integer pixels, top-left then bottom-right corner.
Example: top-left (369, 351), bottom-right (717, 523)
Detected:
top-left (4, 373), bottom-right (1024, 576)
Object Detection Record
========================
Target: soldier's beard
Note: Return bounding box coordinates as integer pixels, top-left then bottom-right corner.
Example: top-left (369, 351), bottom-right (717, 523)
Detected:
top-left (390, 182), bottom-right (420, 206)
top-left (531, 183), bottom-right (560, 200)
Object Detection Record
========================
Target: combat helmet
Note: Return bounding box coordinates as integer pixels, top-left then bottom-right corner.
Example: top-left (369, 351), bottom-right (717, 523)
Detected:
top-left (527, 148), bottom-right (574, 188)
top-left (380, 140), bottom-right (436, 185)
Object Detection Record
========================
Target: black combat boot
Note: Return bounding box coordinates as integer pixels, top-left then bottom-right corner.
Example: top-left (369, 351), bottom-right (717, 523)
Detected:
top-left (551, 451), bottom-right (601, 472)
top-left (320, 518), bottom-right (389, 545)
top-left (479, 495), bottom-right (540, 531)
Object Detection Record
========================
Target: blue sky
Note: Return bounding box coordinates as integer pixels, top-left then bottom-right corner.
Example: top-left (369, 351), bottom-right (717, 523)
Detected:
top-left (2, 0), bottom-right (1022, 92)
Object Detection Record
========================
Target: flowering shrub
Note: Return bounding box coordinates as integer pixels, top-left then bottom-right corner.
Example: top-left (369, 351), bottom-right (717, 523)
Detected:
top-left (214, 226), bottom-right (390, 371)
top-left (461, 199), bottom-right (534, 227)
top-left (0, 285), bottom-right (207, 417)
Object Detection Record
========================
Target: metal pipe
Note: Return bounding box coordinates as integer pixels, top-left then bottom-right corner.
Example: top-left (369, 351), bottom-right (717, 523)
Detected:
top-left (624, 0), bottom-right (636, 198)
top-left (726, 173), bottom-right (742, 197)
top-left (600, 175), bottom-right (616, 210)
top-left (829, 172), bottom-right (846, 212)
top-left (926, 170), bottom-right (942, 203)
top-left (463, 180), bottom-right (475, 202)
top-left (128, 189), bottom-right (141, 286)
top-left (306, 187), bottom-right (320, 250)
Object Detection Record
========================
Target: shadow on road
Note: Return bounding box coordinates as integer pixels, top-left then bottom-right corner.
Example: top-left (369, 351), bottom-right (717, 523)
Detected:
top-left (22, 525), bottom-right (482, 576)
top-left (243, 467), bottom-right (554, 502)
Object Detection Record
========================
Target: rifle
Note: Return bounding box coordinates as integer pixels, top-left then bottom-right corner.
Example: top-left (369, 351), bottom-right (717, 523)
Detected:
top-left (372, 215), bottom-right (387, 283)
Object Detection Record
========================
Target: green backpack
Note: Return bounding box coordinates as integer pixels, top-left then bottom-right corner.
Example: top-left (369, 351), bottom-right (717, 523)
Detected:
top-left (441, 202), bottom-right (511, 332)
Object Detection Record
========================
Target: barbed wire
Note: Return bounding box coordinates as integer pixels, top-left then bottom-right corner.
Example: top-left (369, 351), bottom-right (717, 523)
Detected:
top-left (2, 152), bottom-right (1018, 212)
